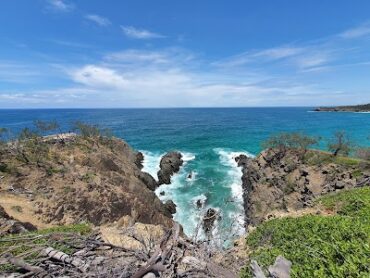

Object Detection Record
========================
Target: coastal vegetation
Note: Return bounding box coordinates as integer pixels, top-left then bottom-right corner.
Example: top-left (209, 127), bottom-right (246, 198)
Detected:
top-left (0, 124), bottom-right (369, 277)
top-left (241, 187), bottom-right (370, 277)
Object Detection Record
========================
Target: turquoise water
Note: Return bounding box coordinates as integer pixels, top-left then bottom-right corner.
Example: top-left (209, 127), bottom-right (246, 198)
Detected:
top-left (1, 108), bottom-right (369, 244)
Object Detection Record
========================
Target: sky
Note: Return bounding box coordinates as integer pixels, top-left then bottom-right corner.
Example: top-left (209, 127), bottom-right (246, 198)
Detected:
top-left (1, 1), bottom-right (370, 108)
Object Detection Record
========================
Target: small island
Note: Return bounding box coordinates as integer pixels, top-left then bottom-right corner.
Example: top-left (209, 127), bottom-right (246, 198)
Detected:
top-left (314, 103), bottom-right (370, 112)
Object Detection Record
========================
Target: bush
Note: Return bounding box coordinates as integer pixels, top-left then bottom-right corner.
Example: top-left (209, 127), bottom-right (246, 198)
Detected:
top-left (317, 187), bottom-right (370, 220)
top-left (263, 132), bottom-right (319, 156)
top-left (328, 131), bottom-right (352, 157)
top-left (241, 187), bottom-right (370, 278)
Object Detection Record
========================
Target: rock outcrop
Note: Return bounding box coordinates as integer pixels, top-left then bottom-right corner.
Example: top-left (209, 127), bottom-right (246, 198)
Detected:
top-left (157, 152), bottom-right (183, 185)
top-left (164, 200), bottom-right (177, 214)
top-left (238, 149), bottom-right (370, 227)
top-left (0, 205), bottom-right (36, 235)
top-left (0, 136), bottom-right (174, 229)
top-left (202, 208), bottom-right (219, 234)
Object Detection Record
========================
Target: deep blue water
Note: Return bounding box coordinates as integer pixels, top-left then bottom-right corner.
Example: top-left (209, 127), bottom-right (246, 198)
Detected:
top-left (1, 108), bottom-right (369, 244)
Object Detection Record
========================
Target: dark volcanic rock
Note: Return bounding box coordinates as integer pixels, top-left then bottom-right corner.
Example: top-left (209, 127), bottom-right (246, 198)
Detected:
top-left (202, 208), bottom-right (218, 234)
top-left (235, 154), bottom-right (251, 168)
top-left (135, 152), bottom-right (144, 169)
top-left (136, 171), bottom-right (158, 191)
top-left (238, 148), bottom-right (369, 227)
top-left (164, 200), bottom-right (177, 214)
top-left (157, 152), bottom-right (183, 185)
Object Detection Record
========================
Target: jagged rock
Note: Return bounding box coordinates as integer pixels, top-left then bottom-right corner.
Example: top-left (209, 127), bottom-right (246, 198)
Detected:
top-left (196, 199), bottom-right (203, 208)
top-left (250, 260), bottom-right (266, 278)
top-left (135, 152), bottom-right (144, 169)
top-left (251, 256), bottom-right (292, 278)
top-left (238, 149), bottom-right (369, 227)
top-left (235, 154), bottom-right (251, 168)
top-left (157, 152), bottom-right (183, 185)
top-left (0, 136), bottom-right (175, 229)
top-left (164, 200), bottom-right (177, 214)
top-left (187, 172), bottom-right (193, 179)
top-left (268, 256), bottom-right (292, 278)
top-left (202, 208), bottom-right (218, 234)
top-left (136, 171), bottom-right (158, 191)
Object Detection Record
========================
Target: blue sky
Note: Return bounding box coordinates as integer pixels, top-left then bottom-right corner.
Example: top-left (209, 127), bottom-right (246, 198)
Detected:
top-left (1, 0), bottom-right (370, 108)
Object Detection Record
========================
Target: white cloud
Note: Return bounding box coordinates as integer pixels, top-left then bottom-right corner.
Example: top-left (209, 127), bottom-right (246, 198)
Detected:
top-left (214, 46), bottom-right (304, 67)
top-left (46, 0), bottom-right (74, 12)
top-left (71, 65), bottom-right (129, 89)
top-left (121, 26), bottom-right (165, 39)
top-left (255, 46), bottom-right (304, 60)
top-left (294, 53), bottom-right (330, 70)
top-left (339, 23), bottom-right (370, 39)
top-left (85, 14), bottom-right (111, 27)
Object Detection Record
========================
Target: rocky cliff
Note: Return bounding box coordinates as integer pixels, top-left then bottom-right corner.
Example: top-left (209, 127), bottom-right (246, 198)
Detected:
top-left (238, 148), bottom-right (370, 227)
top-left (0, 135), bottom-right (174, 229)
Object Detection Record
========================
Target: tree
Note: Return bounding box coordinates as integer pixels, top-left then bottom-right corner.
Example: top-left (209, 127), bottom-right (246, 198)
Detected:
top-left (328, 131), bottom-right (351, 156)
top-left (72, 121), bottom-right (101, 139)
top-left (34, 120), bottom-right (65, 144)
top-left (263, 132), bottom-right (319, 156)
top-left (34, 120), bottom-right (59, 133)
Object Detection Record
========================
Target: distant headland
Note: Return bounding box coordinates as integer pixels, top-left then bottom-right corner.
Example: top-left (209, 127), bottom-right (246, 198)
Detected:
top-left (314, 103), bottom-right (370, 112)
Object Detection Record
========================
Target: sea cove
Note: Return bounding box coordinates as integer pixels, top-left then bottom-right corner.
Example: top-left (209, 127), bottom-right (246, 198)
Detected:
top-left (1, 108), bottom-right (369, 243)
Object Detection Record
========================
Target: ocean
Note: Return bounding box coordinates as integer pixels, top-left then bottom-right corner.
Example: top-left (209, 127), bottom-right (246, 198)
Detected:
top-left (1, 108), bottom-right (369, 245)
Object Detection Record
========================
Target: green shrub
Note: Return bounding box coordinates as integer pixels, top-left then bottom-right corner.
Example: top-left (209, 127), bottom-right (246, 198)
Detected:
top-left (241, 187), bottom-right (370, 278)
top-left (317, 187), bottom-right (370, 220)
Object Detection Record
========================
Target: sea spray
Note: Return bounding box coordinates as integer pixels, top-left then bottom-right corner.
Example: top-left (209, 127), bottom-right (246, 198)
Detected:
top-left (140, 150), bottom-right (163, 179)
top-left (141, 148), bottom-right (254, 246)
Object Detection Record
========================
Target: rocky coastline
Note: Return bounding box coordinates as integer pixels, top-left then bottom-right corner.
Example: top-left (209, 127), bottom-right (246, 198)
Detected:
top-left (313, 103), bottom-right (370, 112)
top-left (236, 148), bottom-right (370, 227)
top-left (1, 130), bottom-right (369, 277)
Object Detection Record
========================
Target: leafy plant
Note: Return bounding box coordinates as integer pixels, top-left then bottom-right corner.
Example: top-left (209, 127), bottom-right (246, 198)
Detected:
top-left (241, 187), bottom-right (370, 278)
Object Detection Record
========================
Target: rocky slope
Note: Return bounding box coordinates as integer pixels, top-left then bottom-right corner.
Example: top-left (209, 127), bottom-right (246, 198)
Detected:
top-left (237, 148), bottom-right (370, 227)
top-left (0, 135), bottom-right (174, 229)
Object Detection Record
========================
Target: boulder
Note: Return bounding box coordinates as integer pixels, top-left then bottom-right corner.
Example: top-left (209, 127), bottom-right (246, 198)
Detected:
top-left (164, 200), bottom-right (177, 214)
top-left (136, 171), bottom-right (157, 191)
top-left (135, 152), bottom-right (144, 169)
top-left (202, 208), bottom-right (218, 234)
top-left (235, 154), bottom-right (251, 168)
top-left (157, 152), bottom-right (183, 185)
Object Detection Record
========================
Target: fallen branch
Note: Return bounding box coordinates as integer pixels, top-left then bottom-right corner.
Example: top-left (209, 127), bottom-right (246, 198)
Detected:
top-left (42, 247), bottom-right (88, 272)
top-left (3, 253), bottom-right (44, 274)
top-left (131, 223), bottom-right (180, 278)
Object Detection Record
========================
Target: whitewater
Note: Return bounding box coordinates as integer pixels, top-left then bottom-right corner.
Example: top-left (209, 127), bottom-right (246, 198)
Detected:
top-left (141, 148), bottom-right (255, 246)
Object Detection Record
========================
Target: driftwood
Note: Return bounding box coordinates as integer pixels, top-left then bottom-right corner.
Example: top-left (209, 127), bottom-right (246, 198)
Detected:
top-left (131, 223), bottom-right (180, 278)
top-left (42, 247), bottom-right (88, 272)
top-left (3, 253), bottom-right (44, 274)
